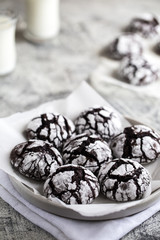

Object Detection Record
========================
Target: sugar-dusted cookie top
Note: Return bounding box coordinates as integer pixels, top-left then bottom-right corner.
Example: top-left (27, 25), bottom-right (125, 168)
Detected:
top-left (43, 164), bottom-right (100, 204)
top-left (10, 139), bottom-right (63, 180)
top-left (63, 133), bottom-right (112, 176)
top-left (75, 106), bottom-right (122, 143)
top-left (26, 113), bottom-right (75, 151)
top-left (98, 158), bottom-right (151, 202)
top-left (119, 56), bottom-right (159, 86)
top-left (111, 125), bottom-right (160, 164)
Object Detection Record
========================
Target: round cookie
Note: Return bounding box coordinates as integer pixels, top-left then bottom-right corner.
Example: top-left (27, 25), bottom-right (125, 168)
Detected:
top-left (110, 125), bottom-right (160, 164)
top-left (43, 164), bottom-right (100, 204)
top-left (128, 13), bottom-right (160, 38)
top-left (10, 140), bottom-right (63, 180)
top-left (75, 106), bottom-right (122, 143)
top-left (106, 33), bottom-right (143, 60)
top-left (98, 158), bottom-right (151, 202)
top-left (62, 133), bottom-right (113, 176)
top-left (25, 113), bottom-right (75, 151)
top-left (119, 56), bottom-right (159, 86)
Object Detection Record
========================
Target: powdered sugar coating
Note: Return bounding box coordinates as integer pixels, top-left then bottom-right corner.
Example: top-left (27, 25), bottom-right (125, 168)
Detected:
top-left (75, 106), bottom-right (122, 143)
top-left (111, 125), bottom-right (160, 164)
top-left (26, 113), bottom-right (75, 151)
top-left (128, 13), bottom-right (160, 38)
top-left (10, 140), bottom-right (63, 180)
top-left (119, 56), bottom-right (159, 86)
top-left (43, 164), bottom-right (100, 204)
top-left (62, 133), bottom-right (113, 176)
top-left (106, 33), bottom-right (143, 60)
top-left (98, 158), bottom-right (151, 202)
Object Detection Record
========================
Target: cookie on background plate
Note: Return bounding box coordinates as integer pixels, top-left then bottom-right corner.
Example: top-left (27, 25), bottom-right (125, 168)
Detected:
top-left (105, 33), bottom-right (143, 60)
top-left (119, 56), bottom-right (160, 86)
top-left (127, 13), bottom-right (160, 38)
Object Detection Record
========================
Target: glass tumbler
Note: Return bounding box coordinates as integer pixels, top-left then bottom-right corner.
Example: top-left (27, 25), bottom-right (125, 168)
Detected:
top-left (24, 0), bottom-right (60, 42)
top-left (0, 10), bottom-right (17, 76)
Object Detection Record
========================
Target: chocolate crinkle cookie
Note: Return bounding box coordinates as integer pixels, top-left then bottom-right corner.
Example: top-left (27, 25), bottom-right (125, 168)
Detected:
top-left (110, 125), bottom-right (160, 164)
top-left (75, 106), bottom-right (122, 143)
top-left (106, 33), bottom-right (143, 60)
top-left (25, 113), bottom-right (75, 151)
top-left (43, 164), bottom-right (100, 204)
top-left (62, 133), bottom-right (113, 176)
top-left (98, 158), bottom-right (151, 202)
top-left (10, 140), bottom-right (63, 180)
top-left (119, 56), bottom-right (159, 86)
top-left (127, 13), bottom-right (160, 38)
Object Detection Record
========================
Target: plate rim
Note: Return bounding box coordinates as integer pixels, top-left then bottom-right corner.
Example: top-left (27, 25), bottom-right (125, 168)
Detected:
top-left (9, 169), bottom-right (160, 221)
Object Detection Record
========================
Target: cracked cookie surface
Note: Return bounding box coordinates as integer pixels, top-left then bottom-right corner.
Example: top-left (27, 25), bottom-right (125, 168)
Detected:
top-left (98, 158), bottom-right (151, 202)
top-left (63, 133), bottom-right (112, 176)
top-left (25, 113), bottom-right (75, 151)
top-left (75, 106), bottom-right (122, 142)
top-left (119, 56), bottom-right (159, 86)
top-left (10, 140), bottom-right (63, 180)
top-left (111, 125), bottom-right (160, 164)
top-left (43, 164), bottom-right (100, 204)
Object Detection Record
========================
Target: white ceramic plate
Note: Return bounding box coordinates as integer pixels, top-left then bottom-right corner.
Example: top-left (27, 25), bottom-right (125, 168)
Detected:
top-left (1, 82), bottom-right (160, 220)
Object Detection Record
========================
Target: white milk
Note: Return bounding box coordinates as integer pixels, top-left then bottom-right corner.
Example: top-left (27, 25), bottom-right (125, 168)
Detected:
top-left (0, 14), bottom-right (17, 75)
top-left (25, 0), bottom-right (60, 40)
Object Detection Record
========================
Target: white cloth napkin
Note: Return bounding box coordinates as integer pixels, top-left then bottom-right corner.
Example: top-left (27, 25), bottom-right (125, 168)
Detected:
top-left (1, 169), bottom-right (160, 240)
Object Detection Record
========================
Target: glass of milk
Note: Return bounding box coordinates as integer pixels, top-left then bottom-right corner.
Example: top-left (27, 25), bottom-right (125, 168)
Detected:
top-left (0, 10), bottom-right (17, 76)
top-left (24, 0), bottom-right (60, 42)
